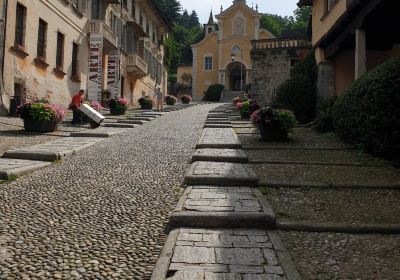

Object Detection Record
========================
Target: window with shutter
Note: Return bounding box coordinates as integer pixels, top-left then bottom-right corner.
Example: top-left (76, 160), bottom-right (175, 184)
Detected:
top-left (15, 3), bottom-right (26, 47)
top-left (56, 32), bottom-right (65, 69)
top-left (71, 42), bottom-right (79, 77)
top-left (37, 19), bottom-right (47, 59)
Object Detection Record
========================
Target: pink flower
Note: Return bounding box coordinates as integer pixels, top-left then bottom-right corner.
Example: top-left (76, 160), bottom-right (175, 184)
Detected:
top-left (236, 102), bottom-right (244, 110)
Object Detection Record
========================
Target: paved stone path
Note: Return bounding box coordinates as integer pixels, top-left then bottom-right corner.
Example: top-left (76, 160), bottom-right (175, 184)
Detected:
top-left (152, 105), bottom-right (298, 280)
top-left (196, 128), bottom-right (241, 149)
top-left (191, 149), bottom-right (248, 163)
top-left (3, 137), bottom-right (104, 161)
top-left (184, 161), bottom-right (258, 186)
top-left (170, 186), bottom-right (275, 228)
top-left (0, 104), bottom-right (218, 279)
top-left (0, 158), bottom-right (51, 179)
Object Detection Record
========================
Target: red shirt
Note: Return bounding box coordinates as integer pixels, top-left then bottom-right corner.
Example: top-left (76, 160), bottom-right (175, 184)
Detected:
top-left (71, 93), bottom-right (83, 109)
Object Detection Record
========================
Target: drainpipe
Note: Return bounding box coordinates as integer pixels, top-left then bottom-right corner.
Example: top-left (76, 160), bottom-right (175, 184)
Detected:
top-left (0, 0), bottom-right (8, 114)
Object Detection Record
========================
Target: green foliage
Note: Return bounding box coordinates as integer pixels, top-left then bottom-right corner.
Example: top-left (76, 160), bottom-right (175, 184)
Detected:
top-left (314, 95), bottom-right (338, 133)
top-left (332, 58), bottom-right (400, 157)
top-left (30, 104), bottom-right (55, 121)
top-left (260, 7), bottom-right (311, 36)
top-left (276, 51), bottom-right (317, 124)
top-left (276, 110), bottom-right (298, 132)
top-left (203, 84), bottom-right (224, 101)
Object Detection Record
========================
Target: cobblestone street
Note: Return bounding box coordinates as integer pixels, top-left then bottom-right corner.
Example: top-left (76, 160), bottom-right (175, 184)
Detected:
top-left (0, 104), bottom-right (218, 279)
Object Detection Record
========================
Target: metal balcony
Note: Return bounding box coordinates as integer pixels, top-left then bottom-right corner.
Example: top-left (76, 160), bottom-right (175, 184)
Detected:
top-left (127, 53), bottom-right (148, 77)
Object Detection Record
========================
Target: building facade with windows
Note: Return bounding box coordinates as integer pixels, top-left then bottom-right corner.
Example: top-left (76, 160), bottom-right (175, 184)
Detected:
top-left (0, 0), bottom-right (169, 112)
top-left (298, 0), bottom-right (400, 98)
top-left (190, 0), bottom-right (275, 100)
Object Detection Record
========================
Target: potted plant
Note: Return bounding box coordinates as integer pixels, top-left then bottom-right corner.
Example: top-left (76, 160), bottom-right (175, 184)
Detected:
top-left (181, 95), bottom-right (192, 104)
top-left (17, 102), bottom-right (66, 132)
top-left (251, 106), bottom-right (297, 141)
top-left (164, 95), bottom-right (177, 106)
top-left (138, 96), bottom-right (154, 110)
top-left (90, 101), bottom-right (103, 112)
top-left (232, 97), bottom-right (242, 106)
top-left (107, 98), bottom-right (129, 115)
top-left (236, 100), bottom-right (249, 119)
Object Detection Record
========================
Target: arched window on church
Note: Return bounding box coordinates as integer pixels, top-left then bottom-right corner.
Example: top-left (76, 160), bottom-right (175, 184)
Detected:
top-left (208, 27), bottom-right (213, 34)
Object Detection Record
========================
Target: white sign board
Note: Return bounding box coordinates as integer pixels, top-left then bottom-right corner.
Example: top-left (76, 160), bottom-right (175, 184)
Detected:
top-left (79, 104), bottom-right (105, 124)
top-left (88, 33), bottom-right (103, 102)
top-left (107, 51), bottom-right (120, 98)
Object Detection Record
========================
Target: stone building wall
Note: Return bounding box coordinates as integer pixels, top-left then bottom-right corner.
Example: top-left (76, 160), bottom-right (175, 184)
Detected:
top-left (251, 47), bottom-right (310, 105)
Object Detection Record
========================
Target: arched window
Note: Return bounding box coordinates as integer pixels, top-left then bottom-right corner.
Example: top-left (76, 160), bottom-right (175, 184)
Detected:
top-left (208, 27), bottom-right (213, 34)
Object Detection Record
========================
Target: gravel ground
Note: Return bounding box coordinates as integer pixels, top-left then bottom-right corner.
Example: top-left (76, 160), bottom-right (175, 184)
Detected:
top-left (239, 128), bottom-right (350, 149)
top-left (253, 163), bottom-right (400, 186)
top-left (263, 187), bottom-right (400, 224)
top-left (279, 231), bottom-right (400, 280)
top-left (0, 104), bottom-right (217, 279)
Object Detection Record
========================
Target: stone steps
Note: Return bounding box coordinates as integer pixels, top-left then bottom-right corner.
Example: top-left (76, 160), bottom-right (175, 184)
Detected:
top-left (196, 128), bottom-right (242, 149)
top-left (69, 128), bottom-right (127, 138)
top-left (191, 148), bottom-right (248, 163)
top-left (0, 158), bottom-right (52, 179)
top-left (2, 137), bottom-right (104, 161)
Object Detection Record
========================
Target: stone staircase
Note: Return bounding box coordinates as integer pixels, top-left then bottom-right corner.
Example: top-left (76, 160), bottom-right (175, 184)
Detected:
top-left (220, 90), bottom-right (244, 103)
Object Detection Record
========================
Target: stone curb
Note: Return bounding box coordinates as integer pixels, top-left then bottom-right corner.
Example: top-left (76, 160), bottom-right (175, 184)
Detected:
top-left (69, 130), bottom-right (126, 138)
top-left (205, 121), bottom-right (232, 125)
top-left (243, 146), bottom-right (353, 151)
top-left (127, 116), bottom-right (156, 121)
top-left (184, 174), bottom-right (258, 187)
top-left (191, 150), bottom-right (249, 163)
top-left (150, 229), bottom-right (179, 280)
top-left (276, 220), bottom-right (400, 234)
top-left (169, 212), bottom-right (275, 229)
top-left (3, 150), bottom-right (73, 161)
top-left (0, 160), bottom-right (52, 179)
top-left (103, 123), bottom-right (136, 128)
top-left (117, 119), bottom-right (148, 125)
top-left (203, 124), bottom-right (233, 129)
top-left (250, 160), bottom-right (387, 167)
top-left (259, 180), bottom-right (400, 190)
top-left (268, 231), bottom-right (302, 280)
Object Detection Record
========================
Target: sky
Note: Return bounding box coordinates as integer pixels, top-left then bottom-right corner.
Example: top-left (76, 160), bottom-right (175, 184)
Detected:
top-left (179, 0), bottom-right (300, 23)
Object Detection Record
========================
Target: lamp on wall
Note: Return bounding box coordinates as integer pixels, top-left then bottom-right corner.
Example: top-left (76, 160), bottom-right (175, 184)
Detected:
top-left (231, 54), bottom-right (235, 62)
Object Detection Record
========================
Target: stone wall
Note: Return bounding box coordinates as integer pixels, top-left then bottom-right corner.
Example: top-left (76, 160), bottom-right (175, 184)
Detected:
top-left (251, 47), bottom-right (310, 105)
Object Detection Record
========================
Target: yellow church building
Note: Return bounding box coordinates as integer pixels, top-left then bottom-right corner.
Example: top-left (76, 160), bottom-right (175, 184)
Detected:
top-left (190, 0), bottom-right (275, 101)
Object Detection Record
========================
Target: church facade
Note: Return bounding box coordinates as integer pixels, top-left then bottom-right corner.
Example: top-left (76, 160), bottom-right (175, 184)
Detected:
top-left (190, 0), bottom-right (274, 100)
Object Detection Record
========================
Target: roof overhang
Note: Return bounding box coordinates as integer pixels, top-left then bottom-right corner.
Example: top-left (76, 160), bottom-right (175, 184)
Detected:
top-left (148, 0), bottom-right (172, 32)
top-left (127, 20), bottom-right (148, 37)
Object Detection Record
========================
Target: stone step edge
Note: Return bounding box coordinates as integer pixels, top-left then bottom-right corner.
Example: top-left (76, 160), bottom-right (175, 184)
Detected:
top-left (184, 174), bottom-right (258, 186)
top-left (0, 160), bottom-right (52, 179)
top-left (149, 229), bottom-right (301, 280)
top-left (170, 187), bottom-right (276, 229)
top-left (277, 220), bottom-right (400, 234)
top-left (260, 180), bottom-right (400, 190)
top-left (250, 160), bottom-right (388, 167)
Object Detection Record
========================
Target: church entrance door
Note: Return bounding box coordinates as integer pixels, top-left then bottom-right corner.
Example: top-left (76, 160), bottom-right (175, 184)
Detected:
top-left (227, 62), bottom-right (246, 91)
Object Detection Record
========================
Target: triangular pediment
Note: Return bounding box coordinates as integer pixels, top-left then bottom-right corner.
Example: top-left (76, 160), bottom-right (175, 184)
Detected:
top-left (216, 1), bottom-right (261, 19)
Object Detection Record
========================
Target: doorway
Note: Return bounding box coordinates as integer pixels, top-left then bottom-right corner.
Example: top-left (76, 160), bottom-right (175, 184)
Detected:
top-left (227, 62), bottom-right (246, 91)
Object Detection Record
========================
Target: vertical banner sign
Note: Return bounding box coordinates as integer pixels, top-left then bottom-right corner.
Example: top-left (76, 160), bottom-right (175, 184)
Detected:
top-left (107, 51), bottom-right (120, 98)
top-left (88, 33), bottom-right (103, 101)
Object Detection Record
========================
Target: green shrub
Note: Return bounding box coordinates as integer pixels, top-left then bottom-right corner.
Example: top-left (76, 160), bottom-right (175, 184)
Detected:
top-left (314, 95), bottom-right (338, 133)
top-left (332, 58), bottom-right (400, 158)
top-left (275, 51), bottom-right (317, 123)
top-left (276, 75), bottom-right (316, 123)
top-left (203, 84), bottom-right (224, 101)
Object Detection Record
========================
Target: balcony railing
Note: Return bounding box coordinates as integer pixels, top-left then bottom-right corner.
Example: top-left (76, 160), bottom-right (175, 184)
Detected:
top-left (88, 20), bottom-right (118, 47)
top-left (127, 53), bottom-right (148, 77)
top-left (252, 38), bottom-right (311, 50)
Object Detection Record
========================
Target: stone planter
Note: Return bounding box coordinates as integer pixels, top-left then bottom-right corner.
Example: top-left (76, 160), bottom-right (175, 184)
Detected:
top-left (240, 110), bottom-right (250, 119)
top-left (140, 104), bottom-right (153, 110)
top-left (258, 124), bottom-right (288, 141)
top-left (110, 107), bottom-right (126, 115)
top-left (23, 119), bottom-right (60, 133)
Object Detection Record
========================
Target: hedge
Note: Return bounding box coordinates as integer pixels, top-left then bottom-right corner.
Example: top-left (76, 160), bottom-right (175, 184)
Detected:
top-left (275, 51), bottom-right (317, 123)
top-left (203, 84), bottom-right (224, 101)
top-left (332, 58), bottom-right (400, 157)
